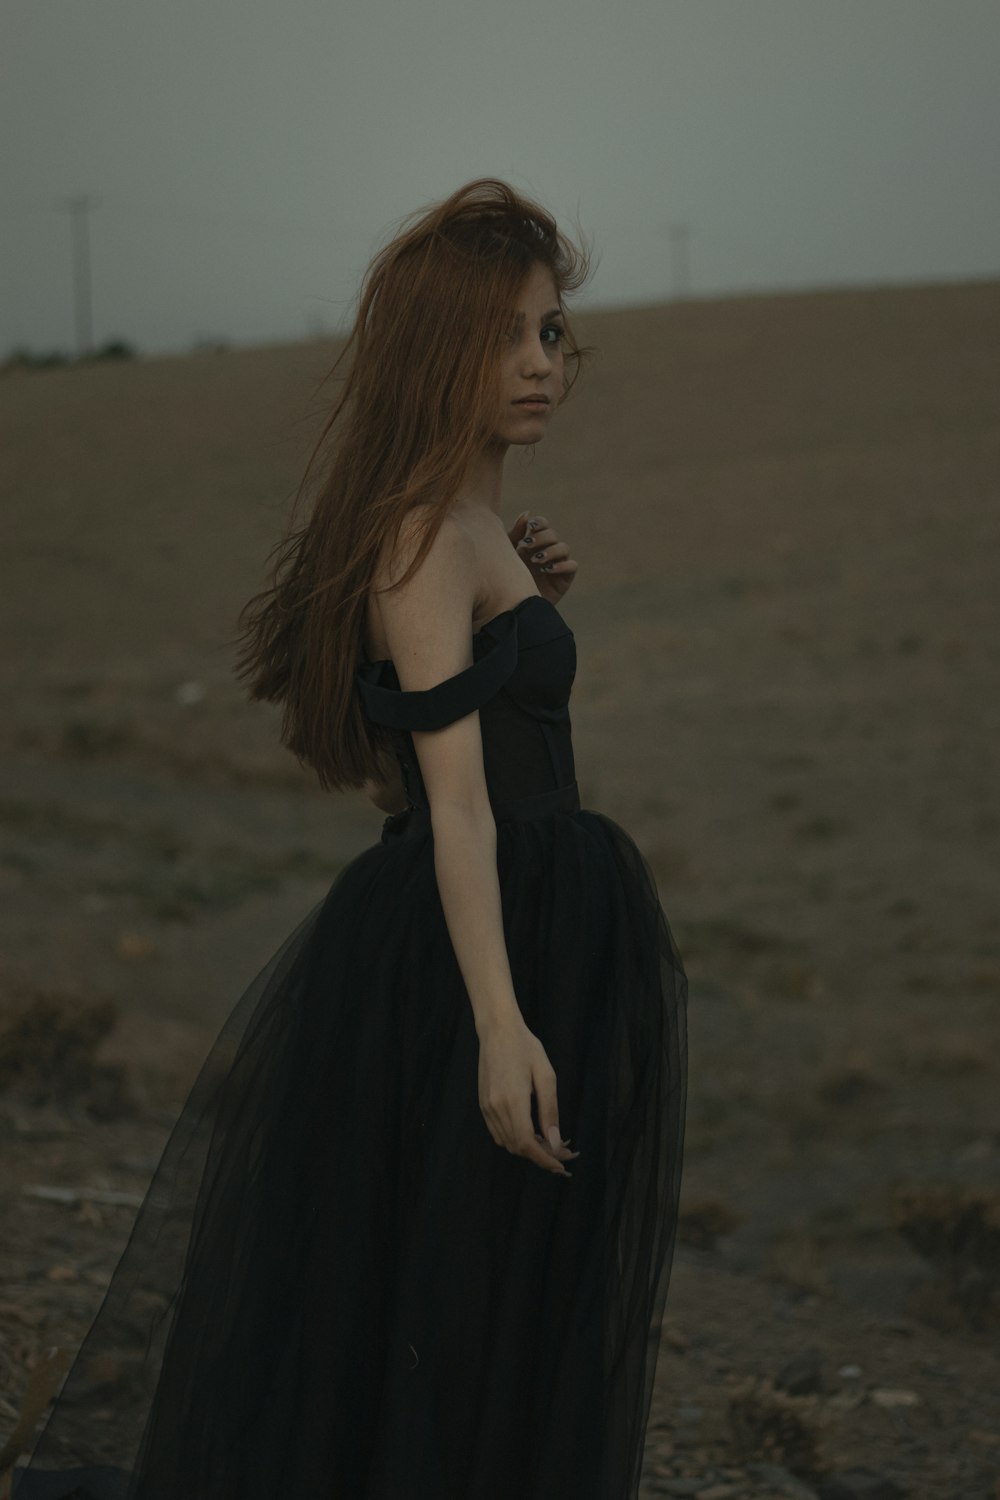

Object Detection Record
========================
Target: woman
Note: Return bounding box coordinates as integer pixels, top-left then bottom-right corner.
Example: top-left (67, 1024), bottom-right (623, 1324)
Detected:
top-left (11, 177), bottom-right (688, 1499)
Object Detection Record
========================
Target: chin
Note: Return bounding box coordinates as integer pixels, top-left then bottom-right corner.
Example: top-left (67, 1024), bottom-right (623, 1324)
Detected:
top-left (506, 417), bottom-right (551, 444)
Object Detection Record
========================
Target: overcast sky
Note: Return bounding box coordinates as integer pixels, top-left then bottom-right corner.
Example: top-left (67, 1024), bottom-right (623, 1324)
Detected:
top-left (3, 0), bottom-right (998, 357)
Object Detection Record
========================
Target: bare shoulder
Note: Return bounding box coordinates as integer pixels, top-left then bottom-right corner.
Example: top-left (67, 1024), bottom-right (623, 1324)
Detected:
top-left (379, 505), bottom-right (475, 593)
top-left (371, 508), bottom-right (479, 687)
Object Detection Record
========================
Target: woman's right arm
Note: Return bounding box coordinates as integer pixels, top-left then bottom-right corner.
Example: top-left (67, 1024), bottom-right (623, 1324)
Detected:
top-left (375, 512), bottom-right (577, 1178)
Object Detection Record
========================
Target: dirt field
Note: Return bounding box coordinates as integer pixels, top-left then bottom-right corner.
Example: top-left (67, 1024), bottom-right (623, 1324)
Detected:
top-left (2, 279), bottom-right (999, 1498)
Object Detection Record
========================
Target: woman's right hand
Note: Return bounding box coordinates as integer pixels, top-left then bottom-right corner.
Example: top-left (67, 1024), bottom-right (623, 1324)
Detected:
top-left (476, 1014), bottom-right (581, 1177)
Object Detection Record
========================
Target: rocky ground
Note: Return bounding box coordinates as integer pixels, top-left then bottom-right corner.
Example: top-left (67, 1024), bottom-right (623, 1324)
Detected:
top-left (2, 280), bottom-right (999, 1498)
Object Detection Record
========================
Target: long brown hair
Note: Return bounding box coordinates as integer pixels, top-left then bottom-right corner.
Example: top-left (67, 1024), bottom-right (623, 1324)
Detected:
top-left (230, 177), bottom-right (593, 793)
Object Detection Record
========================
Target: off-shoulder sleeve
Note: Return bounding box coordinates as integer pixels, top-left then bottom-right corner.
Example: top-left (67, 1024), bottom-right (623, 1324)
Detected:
top-left (355, 609), bottom-right (519, 731)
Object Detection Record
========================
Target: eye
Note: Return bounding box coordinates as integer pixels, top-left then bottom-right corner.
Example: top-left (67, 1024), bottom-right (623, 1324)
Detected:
top-left (541, 323), bottom-right (566, 346)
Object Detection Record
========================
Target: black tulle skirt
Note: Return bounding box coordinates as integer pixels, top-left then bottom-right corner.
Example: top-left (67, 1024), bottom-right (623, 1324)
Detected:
top-left (13, 794), bottom-right (688, 1500)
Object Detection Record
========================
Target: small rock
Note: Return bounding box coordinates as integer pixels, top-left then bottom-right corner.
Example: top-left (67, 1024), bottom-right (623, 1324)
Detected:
top-left (869, 1387), bottom-right (920, 1409)
top-left (45, 1263), bottom-right (79, 1282)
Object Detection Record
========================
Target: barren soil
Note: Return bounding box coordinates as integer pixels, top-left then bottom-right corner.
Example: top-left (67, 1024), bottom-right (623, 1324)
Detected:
top-left (2, 280), bottom-right (999, 1498)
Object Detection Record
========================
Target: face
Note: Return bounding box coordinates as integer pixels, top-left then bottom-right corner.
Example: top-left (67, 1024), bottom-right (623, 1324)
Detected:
top-left (490, 261), bottom-right (566, 448)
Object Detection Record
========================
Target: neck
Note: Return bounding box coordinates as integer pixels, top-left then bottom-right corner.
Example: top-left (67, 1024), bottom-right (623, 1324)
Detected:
top-left (455, 436), bottom-right (509, 515)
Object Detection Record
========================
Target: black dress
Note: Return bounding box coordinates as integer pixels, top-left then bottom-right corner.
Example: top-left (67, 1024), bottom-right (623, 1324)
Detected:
top-left (12, 592), bottom-right (689, 1500)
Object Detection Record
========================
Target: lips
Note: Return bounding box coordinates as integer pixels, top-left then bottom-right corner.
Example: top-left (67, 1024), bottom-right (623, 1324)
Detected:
top-left (514, 396), bottom-right (550, 405)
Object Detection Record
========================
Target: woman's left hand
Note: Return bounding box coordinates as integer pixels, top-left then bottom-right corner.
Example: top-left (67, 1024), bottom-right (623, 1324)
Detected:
top-left (508, 512), bottom-right (578, 603)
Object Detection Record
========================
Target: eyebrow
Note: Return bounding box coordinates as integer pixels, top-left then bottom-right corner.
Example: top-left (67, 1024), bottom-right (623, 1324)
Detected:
top-left (513, 307), bottom-right (564, 324)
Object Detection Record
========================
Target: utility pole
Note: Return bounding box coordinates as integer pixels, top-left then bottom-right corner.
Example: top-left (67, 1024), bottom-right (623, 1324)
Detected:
top-left (667, 222), bottom-right (691, 301)
top-left (60, 194), bottom-right (97, 356)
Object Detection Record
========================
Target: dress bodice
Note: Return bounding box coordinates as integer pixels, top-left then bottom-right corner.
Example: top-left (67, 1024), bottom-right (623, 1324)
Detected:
top-left (355, 594), bottom-right (577, 814)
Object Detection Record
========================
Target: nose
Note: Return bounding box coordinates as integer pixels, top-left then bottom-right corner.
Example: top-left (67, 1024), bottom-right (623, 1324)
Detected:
top-left (522, 332), bottom-right (554, 377)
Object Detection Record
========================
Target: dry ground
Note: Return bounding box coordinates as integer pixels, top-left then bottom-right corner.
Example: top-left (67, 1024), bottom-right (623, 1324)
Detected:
top-left (2, 280), bottom-right (999, 1499)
